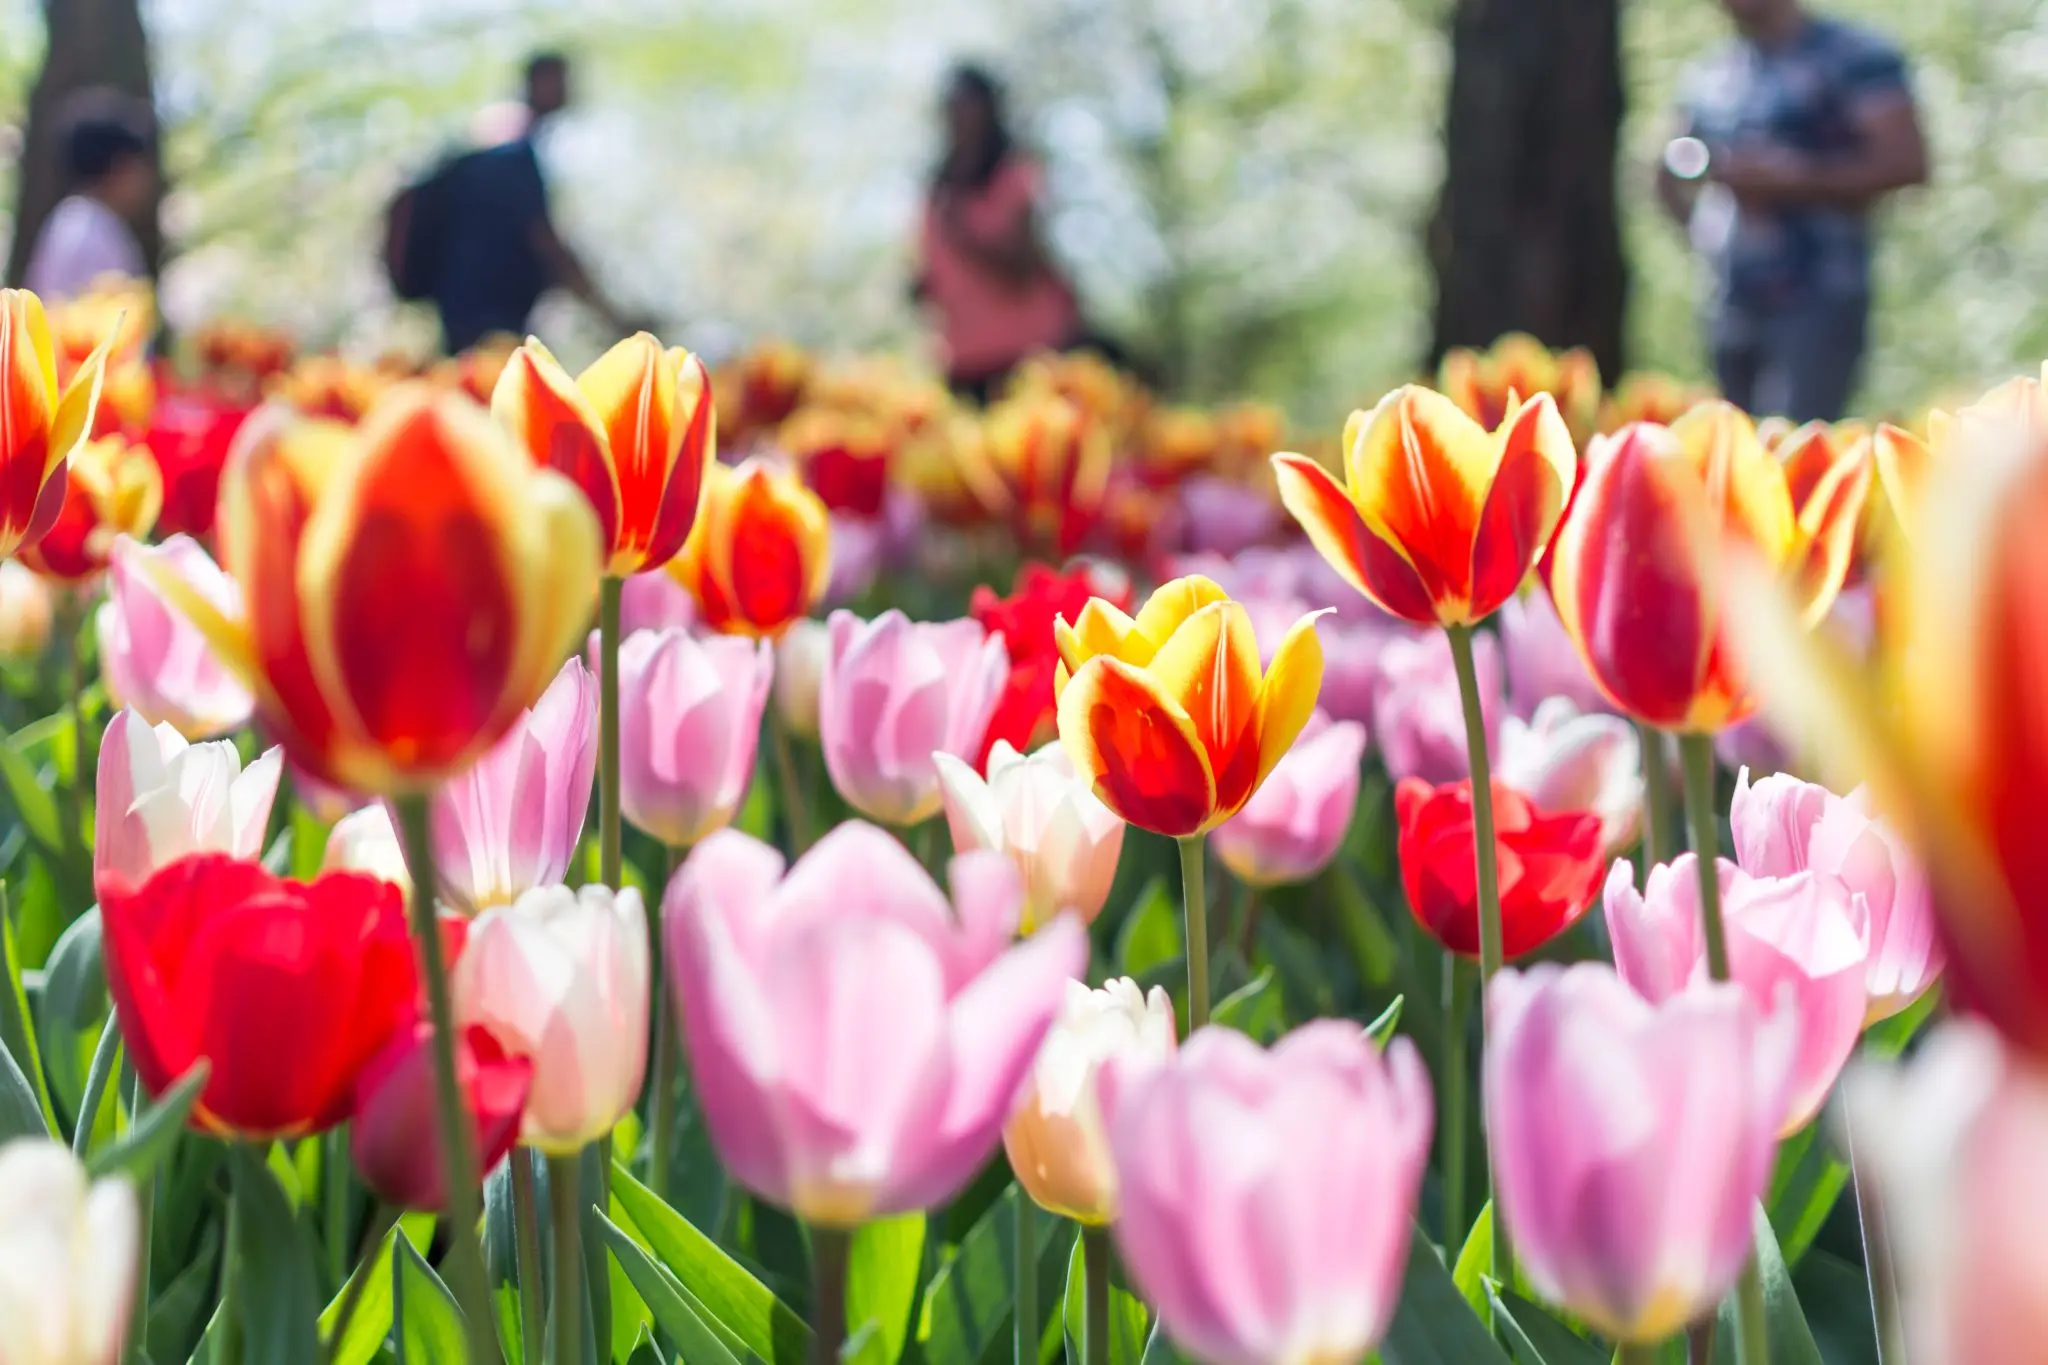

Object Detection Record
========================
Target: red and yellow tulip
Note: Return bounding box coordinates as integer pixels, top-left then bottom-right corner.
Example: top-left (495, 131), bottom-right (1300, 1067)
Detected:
top-left (493, 333), bottom-right (714, 577)
top-left (1271, 384), bottom-right (1577, 627)
top-left (49, 278), bottom-right (154, 435)
top-left (667, 457), bottom-right (831, 639)
top-left (714, 340), bottom-right (811, 447)
top-left (1548, 401), bottom-right (1869, 733)
top-left (17, 437), bottom-right (161, 582)
top-left (1439, 332), bottom-right (1601, 446)
top-left (151, 385), bottom-right (602, 793)
top-left (965, 393), bottom-right (1113, 556)
top-left (1597, 372), bottom-right (1715, 435)
top-left (0, 288), bottom-right (111, 561)
top-left (1053, 575), bottom-right (1325, 837)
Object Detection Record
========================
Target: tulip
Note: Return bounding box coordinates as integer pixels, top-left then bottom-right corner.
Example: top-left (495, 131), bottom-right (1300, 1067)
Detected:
top-left (783, 407), bottom-right (893, 518)
top-left (1179, 474), bottom-right (1280, 557)
top-left (1439, 331), bottom-right (1602, 445)
top-left (93, 707), bottom-right (282, 898)
top-left (714, 339), bottom-right (810, 445)
top-left (934, 741), bottom-right (1126, 932)
top-left (16, 436), bottom-right (161, 583)
top-left (617, 569), bottom-right (698, 635)
top-left (1497, 590), bottom-right (1610, 718)
top-left (1271, 384), bottom-right (1577, 628)
top-left (773, 616), bottom-right (829, 740)
top-left (963, 394), bottom-right (1113, 556)
top-left (1596, 371), bottom-right (1715, 435)
top-left (0, 288), bottom-right (109, 561)
top-left (102, 853), bottom-right (424, 1136)
top-left (0, 1138), bottom-right (139, 1365)
top-left (146, 387), bottom-right (603, 793)
top-left (322, 805), bottom-right (412, 892)
top-left (1496, 698), bottom-right (1643, 857)
top-left (825, 513), bottom-right (884, 605)
top-left (1004, 978), bottom-right (1175, 1225)
top-left (492, 333), bottom-right (715, 576)
top-left (453, 883), bottom-right (650, 1154)
top-left (664, 823), bottom-right (1086, 1224)
top-left (0, 559), bottom-right (52, 661)
top-left (1547, 403), bottom-right (1870, 731)
top-left (350, 1022), bottom-right (532, 1213)
top-left (618, 627), bottom-right (772, 848)
top-left (1053, 575), bottom-right (1325, 838)
top-left (430, 657), bottom-right (598, 913)
top-left (1211, 712), bottom-right (1367, 888)
top-left (667, 457), bottom-right (831, 639)
top-left (47, 280), bottom-right (152, 437)
top-left (819, 609), bottom-right (1009, 827)
top-left (1485, 963), bottom-right (1796, 1344)
top-left (1103, 1021), bottom-right (1433, 1365)
top-left (143, 388), bottom-right (250, 540)
top-left (1397, 777), bottom-right (1606, 959)
top-left (95, 535), bottom-right (253, 739)
top-left (1372, 629), bottom-right (1503, 786)
top-left (971, 562), bottom-right (1133, 764)
top-left (1605, 855), bottom-right (1867, 1133)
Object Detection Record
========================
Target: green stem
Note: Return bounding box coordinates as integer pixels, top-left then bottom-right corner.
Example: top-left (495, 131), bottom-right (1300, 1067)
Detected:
top-left (1441, 955), bottom-right (1473, 1250)
top-left (599, 577), bottom-right (623, 889)
top-left (768, 705), bottom-right (814, 855)
top-left (1082, 1226), bottom-right (1111, 1365)
top-left (512, 1155), bottom-right (546, 1365)
top-left (57, 592), bottom-right (85, 868)
top-left (323, 1204), bottom-right (400, 1365)
top-left (647, 844), bottom-right (678, 1205)
top-left (1686, 1319), bottom-right (1718, 1365)
top-left (1176, 836), bottom-right (1211, 1031)
top-left (547, 1152), bottom-right (585, 1365)
top-left (1677, 734), bottom-right (1732, 981)
top-left (1014, 1193), bottom-right (1037, 1365)
top-left (1636, 721), bottom-right (1676, 866)
top-left (325, 1128), bottom-right (351, 1290)
top-left (126, 1072), bottom-right (152, 1365)
top-left (807, 1225), bottom-right (852, 1365)
top-left (220, 1165), bottom-right (244, 1365)
top-left (395, 794), bottom-right (501, 1364)
top-left (1619, 1345), bottom-right (1664, 1365)
top-left (1735, 1260), bottom-right (1771, 1365)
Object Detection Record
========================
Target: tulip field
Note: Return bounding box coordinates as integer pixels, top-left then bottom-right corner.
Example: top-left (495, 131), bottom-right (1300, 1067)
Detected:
top-left (0, 277), bottom-right (2035, 1365)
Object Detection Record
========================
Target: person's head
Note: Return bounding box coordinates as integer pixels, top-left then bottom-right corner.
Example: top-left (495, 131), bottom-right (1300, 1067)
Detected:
top-left (524, 51), bottom-right (571, 120)
top-left (943, 64), bottom-right (1007, 164)
top-left (59, 91), bottom-right (156, 215)
top-left (1719, 0), bottom-right (1804, 42)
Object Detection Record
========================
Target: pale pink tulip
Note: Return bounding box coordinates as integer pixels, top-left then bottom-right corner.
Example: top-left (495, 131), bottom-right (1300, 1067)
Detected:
top-left (618, 570), bottom-right (699, 636)
top-left (1499, 591), bottom-right (1610, 719)
top-left (1372, 630), bottom-right (1503, 785)
top-left (1102, 1021), bottom-right (1432, 1365)
top-left (664, 822), bottom-right (1085, 1225)
top-left (934, 741), bottom-right (1125, 933)
top-left (773, 617), bottom-right (830, 740)
top-left (1605, 855), bottom-right (1867, 1134)
top-left (430, 658), bottom-right (598, 913)
top-left (1497, 698), bottom-right (1643, 856)
top-left (95, 535), bottom-right (253, 739)
top-left (0, 1139), bottom-right (140, 1365)
top-left (818, 610), bottom-right (1009, 826)
top-left (0, 560), bottom-right (52, 662)
top-left (321, 806), bottom-right (411, 893)
top-left (618, 628), bottom-right (772, 849)
top-left (93, 707), bottom-right (281, 897)
top-left (1179, 475), bottom-right (1280, 556)
top-left (453, 883), bottom-right (651, 1154)
top-left (1003, 977), bottom-right (1175, 1225)
top-left (826, 514), bottom-right (884, 605)
top-left (1315, 616), bottom-right (1389, 727)
top-left (1486, 964), bottom-right (1795, 1344)
top-left (1732, 768), bottom-right (1943, 1023)
top-left (1210, 711), bottom-right (1367, 887)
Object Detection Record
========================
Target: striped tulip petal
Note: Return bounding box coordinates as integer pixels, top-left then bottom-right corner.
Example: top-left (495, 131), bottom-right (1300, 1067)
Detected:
top-left (1058, 657), bottom-right (1217, 838)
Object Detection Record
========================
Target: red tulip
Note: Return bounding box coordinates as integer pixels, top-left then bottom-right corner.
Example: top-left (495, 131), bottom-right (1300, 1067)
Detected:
top-left (101, 853), bottom-right (429, 1138)
top-left (970, 562), bottom-right (1132, 766)
top-left (350, 1021), bottom-right (532, 1212)
top-left (143, 389), bottom-right (252, 541)
top-left (1396, 777), bottom-right (1605, 958)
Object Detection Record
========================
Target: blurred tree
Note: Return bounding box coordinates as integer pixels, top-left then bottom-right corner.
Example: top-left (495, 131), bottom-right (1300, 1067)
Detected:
top-left (1427, 0), bottom-right (1626, 378)
top-left (4, 0), bottom-right (163, 286)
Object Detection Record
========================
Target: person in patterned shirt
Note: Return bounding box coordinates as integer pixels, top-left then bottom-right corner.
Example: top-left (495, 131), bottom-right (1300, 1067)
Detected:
top-left (1658, 0), bottom-right (1928, 422)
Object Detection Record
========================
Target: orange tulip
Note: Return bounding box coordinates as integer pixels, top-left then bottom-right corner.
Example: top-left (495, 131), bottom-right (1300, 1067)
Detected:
top-left (1547, 401), bottom-right (1870, 732)
top-left (1872, 372), bottom-right (2048, 545)
top-left (267, 355), bottom-right (388, 423)
top-left (1439, 332), bottom-right (1602, 445)
top-left (493, 334), bottom-right (715, 577)
top-left (149, 385), bottom-right (602, 793)
top-left (1271, 384), bottom-right (1577, 627)
top-left (666, 457), bottom-right (831, 639)
top-left (713, 339), bottom-right (810, 446)
top-left (49, 279), bottom-right (154, 435)
top-left (1597, 372), bottom-right (1716, 435)
top-left (0, 289), bottom-right (110, 561)
top-left (1053, 575), bottom-right (1325, 837)
top-left (17, 437), bottom-right (161, 582)
top-left (964, 393), bottom-right (1113, 556)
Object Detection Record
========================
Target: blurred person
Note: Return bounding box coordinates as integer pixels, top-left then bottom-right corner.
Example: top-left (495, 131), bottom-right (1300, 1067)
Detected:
top-left (1658, 0), bottom-right (1927, 422)
top-left (22, 91), bottom-right (156, 300)
top-left (914, 64), bottom-right (1085, 404)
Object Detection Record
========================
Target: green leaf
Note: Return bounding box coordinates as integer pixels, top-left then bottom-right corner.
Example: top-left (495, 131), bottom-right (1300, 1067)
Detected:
top-left (0, 736), bottom-right (61, 851)
top-left (320, 1213), bottom-right (438, 1365)
top-left (0, 1028), bottom-right (51, 1139)
top-left (919, 1185), bottom-right (1076, 1364)
top-left (1377, 1223), bottom-right (1514, 1365)
top-left (845, 1212), bottom-right (925, 1365)
top-left (261, 827), bottom-right (295, 875)
top-left (70, 1011), bottom-right (120, 1155)
top-left (1365, 995), bottom-right (1405, 1050)
top-left (1115, 878), bottom-right (1181, 979)
top-left (36, 908), bottom-right (104, 1126)
top-left (1061, 1231), bottom-right (1149, 1365)
top-left (608, 1165), bottom-right (809, 1364)
top-left (394, 1234), bottom-right (470, 1364)
top-left (231, 1143), bottom-right (324, 1365)
top-left (1765, 1122), bottom-right (1850, 1270)
top-left (0, 884), bottom-right (53, 1119)
top-left (1450, 1204), bottom-right (1493, 1325)
top-left (592, 1209), bottom-right (742, 1365)
top-left (1487, 1290), bottom-right (1606, 1365)
top-left (1714, 1210), bottom-right (1823, 1365)
top-left (145, 1227), bottom-right (221, 1365)
top-left (1211, 967), bottom-right (1286, 1042)
top-left (289, 799), bottom-right (333, 881)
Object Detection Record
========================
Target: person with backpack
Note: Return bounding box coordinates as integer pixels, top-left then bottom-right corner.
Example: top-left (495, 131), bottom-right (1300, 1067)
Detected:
top-left (388, 52), bottom-right (640, 352)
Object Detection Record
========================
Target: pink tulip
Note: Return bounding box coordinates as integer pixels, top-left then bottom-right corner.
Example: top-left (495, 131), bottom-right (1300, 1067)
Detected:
top-left (934, 741), bottom-right (1125, 933)
top-left (1101, 1021), bottom-right (1432, 1365)
top-left (1605, 855), bottom-right (1867, 1134)
top-left (94, 707), bottom-right (282, 897)
top-left (1486, 963), bottom-right (1796, 1344)
top-left (664, 822), bottom-right (1086, 1225)
top-left (1316, 615), bottom-right (1389, 727)
top-left (453, 884), bottom-right (651, 1154)
top-left (1210, 711), bottom-right (1367, 887)
top-left (1497, 698), bottom-right (1643, 856)
top-left (1179, 475), bottom-right (1280, 557)
top-left (322, 806), bottom-right (411, 893)
top-left (826, 514), bottom-right (885, 606)
top-left (818, 610), bottom-right (1009, 826)
top-left (430, 658), bottom-right (598, 913)
top-left (1732, 768), bottom-right (1942, 1023)
top-left (618, 570), bottom-right (699, 636)
top-left (618, 628), bottom-right (772, 849)
top-left (349, 1021), bottom-right (533, 1212)
top-left (774, 617), bottom-right (830, 740)
top-left (1498, 591), bottom-right (1610, 719)
top-left (1372, 630), bottom-right (1503, 785)
top-left (95, 535), bottom-right (253, 739)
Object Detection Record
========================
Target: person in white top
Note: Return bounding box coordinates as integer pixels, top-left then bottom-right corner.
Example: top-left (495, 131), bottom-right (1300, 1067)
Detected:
top-left (22, 91), bottom-right (156, 301)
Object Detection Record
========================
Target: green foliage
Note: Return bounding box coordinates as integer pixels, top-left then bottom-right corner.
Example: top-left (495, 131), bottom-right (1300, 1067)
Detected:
top-left (394, 1235), bottom-right (470, 1364)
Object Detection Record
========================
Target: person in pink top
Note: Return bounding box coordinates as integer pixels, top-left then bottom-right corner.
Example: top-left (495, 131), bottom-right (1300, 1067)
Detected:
top-left (22, 91), bottom-right (156, 301)
top-left (916, 65), bottom-right (1084, 403)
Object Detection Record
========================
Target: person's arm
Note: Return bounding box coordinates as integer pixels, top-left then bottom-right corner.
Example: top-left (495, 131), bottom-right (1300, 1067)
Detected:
top-left (1711, 42), bottom-right (1929, 211)
top-left (527, 217), bottom-right (635, 332)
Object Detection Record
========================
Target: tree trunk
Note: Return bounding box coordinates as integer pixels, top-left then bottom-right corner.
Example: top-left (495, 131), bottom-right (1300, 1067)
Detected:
top-left (5, 0), bottom-right (161, 288)
top-left (1426, 0), bottom-right (1627, 380)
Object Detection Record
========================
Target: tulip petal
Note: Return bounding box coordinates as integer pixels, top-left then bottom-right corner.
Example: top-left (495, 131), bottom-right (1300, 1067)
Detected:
top-left (1053, 598), bottom-right (1142, 676)
top-left (1468, 394), bottom-right (1575, 620)
top-left (493, 340), bottom-right (620, 555)
top-left (1344, 387), bottom-right (1497, 611)
top-left (1251, 611), bottom-right (1329, 799)
top-left (1872, 423), bottom-right (1928, 540)
top-left (1786, 439), bottom-right (1873, 625)
top-left (1057, 656), bottom-right (1217, 837)
top-left (1143, 601), bottom-right (1263, 805)
top-left (1130, 575), bottom-right (1231, 656)
top-left (639, 350), bottom-right (715, 573)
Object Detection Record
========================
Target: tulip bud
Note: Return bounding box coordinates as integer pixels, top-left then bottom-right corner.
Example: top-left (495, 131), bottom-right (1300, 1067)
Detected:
top-left (1210, 712), bottom-right (1367, 888)
top-left (617, 628), bottom-right (772, 848)
top-left (95, 535), bottom-right (253, 739)
top-left (772, 616), bottom-right (829, 740)
top-left (1496, 699), bottom-right (1643, 858)
top-left (935, 741), bottom-right (1126, 932)
top-left (16, 436), bottom-right (162, 583)
top-left (0, 1138), bottom-right (139, 1365)
top-left (0, 288), bottom-right (109, 561)
top-left (94, 708), bottom-right (282, 899)
top-left (0, 559), bottom-right (53, 662)
top-left (350, 1022), bottom-right (532, 1213)
top-left (1440, 332), bottom-right (1601, 445)
top-left (322, 805), bottom-right (412, 894)
top-left (667, 457), bottom-right (831, 638)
